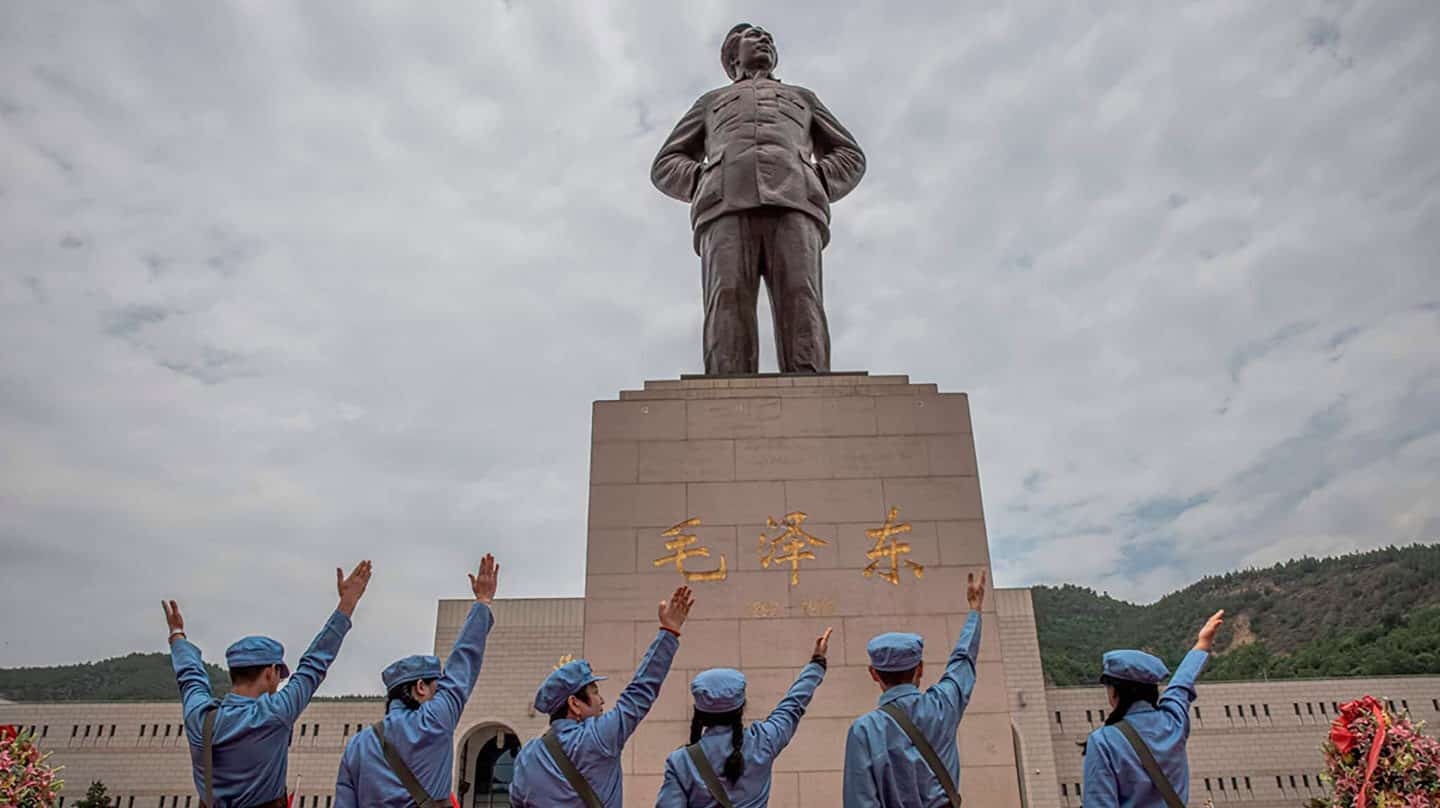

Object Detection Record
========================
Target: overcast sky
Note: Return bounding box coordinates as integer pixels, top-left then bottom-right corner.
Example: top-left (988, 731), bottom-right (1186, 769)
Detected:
top-left (2, 1), bottom-right (1437, 695)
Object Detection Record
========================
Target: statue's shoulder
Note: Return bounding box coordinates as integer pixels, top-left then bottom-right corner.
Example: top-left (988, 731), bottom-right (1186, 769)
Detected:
top-left (778, 80), bottom-right (817, 97)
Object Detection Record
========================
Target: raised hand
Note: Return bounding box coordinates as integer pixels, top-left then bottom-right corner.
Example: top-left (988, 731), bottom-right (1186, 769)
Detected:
top-left (813, 627), bottom-right (834, 659)
top-left (162, 600), bottom-right (185, 639)
top-left (469, 554), bottom-right (500, 605)
top-left (336, 560), bottom-right (373, 617)
top-left (966, 570), bottom-right (987, 611)
top-left (658, 585), bottom-right (696, 633)
top-left (1195, 609), bottom-right (1225, 652)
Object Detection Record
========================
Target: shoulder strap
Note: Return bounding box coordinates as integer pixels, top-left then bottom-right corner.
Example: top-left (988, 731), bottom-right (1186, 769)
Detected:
top-left (372, 720), bottom-right (449, 808)
top-left (1114, 721), bottom-right (1185, 808)
top-left (542, 729), bottom-right (603, 808)
top-left (201, 704), bottom-right (217, 808)
top-left (879, 702), bottom-right (962, 808)
top-left (685, 742), bottom-right (735, 808)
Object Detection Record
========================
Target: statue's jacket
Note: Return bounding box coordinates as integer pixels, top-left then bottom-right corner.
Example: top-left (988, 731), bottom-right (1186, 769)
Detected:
top-left (651, 74), bottom-right (866, 254)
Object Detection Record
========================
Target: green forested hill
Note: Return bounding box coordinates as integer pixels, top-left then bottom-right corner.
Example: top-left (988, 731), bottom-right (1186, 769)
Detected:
top-left (1033, 543), bottom-right (1440, 685)
top-left (0, 653), bottom-right (229, 702)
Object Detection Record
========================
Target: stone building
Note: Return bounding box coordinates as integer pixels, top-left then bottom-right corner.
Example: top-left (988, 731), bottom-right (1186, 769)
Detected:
top-left (4, 376), bottom-right (1436, 806)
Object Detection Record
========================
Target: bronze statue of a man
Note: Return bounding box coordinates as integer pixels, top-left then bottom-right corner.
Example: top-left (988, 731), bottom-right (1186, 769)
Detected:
top-left (651, 23), bottom-right (866, 374)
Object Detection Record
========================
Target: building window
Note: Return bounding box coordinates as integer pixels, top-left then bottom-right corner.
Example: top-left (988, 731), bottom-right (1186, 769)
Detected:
top-left (1074, 783), bottom-right (1081, 796)
top-left (312, 723), bottom-right (319, 737)
top-left (185, 797), bottom-right (192, 807)
top-left (1401, 699), bottom-right (1409, 711)
top-left (1098, 710), bottom-right (1106, 722)
top-left (1433, 699), bottom-right (1439, 711)
top-left (41, 725), bottom-right (48, 737)
top-left (1264, 704), bottom-right (1271, 717)
top-left (164, 724), bottom-right (171, 737)
top-left (1332, 701), bottom-right (1339, 712)
top-left (1231, 777), bottom-right (1239, 791)
top-left (343, 722), bottom-right (351, 736)
top-left (83, 725), bottom-right (90, 738)
top-left (1276, 775), bottom-right (1283, 789)
top-left (129, 798), bottom-right (135, 808)
top-left (1290, 775), bottom-right (1297, 788)
top-left (1303, 775), bottom-right (1310, 787)
top-left (1245, 776), bottom-right (1252, 790)
top-left (1224, 705), bottom-right (1232, 718)
top-left (1294, 703), bottom-right (1301, 716)
top-left (109, 724), bottom-right (116, 737)
top-left (139, 725), bottom-right (146, 738)
top-left (1387, 699), bottom-right (1395, 712)
top-left (71, 725), bottom-right (78, 738)
top-left (1204, 778), bottom-right (1211, 791)
top-left (1319, 701), bottom-right (1327, 715)
top-left (1249, 704), bottom-right (1257, 717)
top-left (1194, 706), bottom-right (1201, 720)
top-left (1218, 777), bottom-right (1225, 791)
top-left (326, 798), bottom-right (332, 808)
top-left (1086, 710), bottom-right (1093, 723)
top-left (300, 724), bottom-right (307, 737)
top-left (152, 724), bottom-right (159, 737)
top-left (1061, 783), bottom-right (1067, 796)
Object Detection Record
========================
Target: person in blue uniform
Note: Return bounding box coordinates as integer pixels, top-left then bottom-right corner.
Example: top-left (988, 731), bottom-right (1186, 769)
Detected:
top-left (656, 627), bottom-right (833, 807)
top-left (163, 560), bottom-right (373, 808)
top-left (335, 554), bottom-right (500, 808)
top-left (509, 585), bottom-right (697, 808)
top-left (842, 571), bottom-right (986, 808)
top-left (1081, 609), bottom-right (1225, 808)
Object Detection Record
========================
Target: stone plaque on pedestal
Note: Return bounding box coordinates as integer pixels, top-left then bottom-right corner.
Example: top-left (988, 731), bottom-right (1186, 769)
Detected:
top-left (583, 373), bottom-right (1022, 808)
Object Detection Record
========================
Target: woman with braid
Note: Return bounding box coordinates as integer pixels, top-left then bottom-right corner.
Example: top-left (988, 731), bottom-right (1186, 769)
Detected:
top-left (655, 627), bottom-right (832, 808)
top-left (1081, 609), bottom-right (1225, 808)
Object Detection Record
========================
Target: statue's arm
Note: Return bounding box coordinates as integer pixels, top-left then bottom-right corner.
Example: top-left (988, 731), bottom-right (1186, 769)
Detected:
top-left (808, 91), bottom-right (866, 202)
top-left (651, 95), bottom-right (708, 202)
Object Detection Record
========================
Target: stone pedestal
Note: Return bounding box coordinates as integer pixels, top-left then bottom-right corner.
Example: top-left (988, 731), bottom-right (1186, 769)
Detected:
top-left (583, 373), bottom-right (1021, 808)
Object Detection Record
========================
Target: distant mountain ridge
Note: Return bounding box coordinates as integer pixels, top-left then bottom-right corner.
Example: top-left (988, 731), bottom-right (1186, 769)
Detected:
top-left (1033, 543), bottom-right (1440, 686)
top-left (0, 652), bottom-right (230, 702)
top-left (5, 545), bottom-right (1439, 700)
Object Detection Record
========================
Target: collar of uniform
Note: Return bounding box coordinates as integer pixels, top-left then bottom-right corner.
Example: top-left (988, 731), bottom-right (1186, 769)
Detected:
top-left (386, 698), bottom-right (412, 714)
top-left (1122, 702), bottom-right (1158, 717)
top-left (701, 725), bottom-right (733, 738)
top-left (549, 718), bottom-right (580, 732)
top-left (222, 693), bottom-right (255, 704)
top-left (732, 73), bottom-right (777, 83)
top-left (878, 683), bottom-right (921, 706)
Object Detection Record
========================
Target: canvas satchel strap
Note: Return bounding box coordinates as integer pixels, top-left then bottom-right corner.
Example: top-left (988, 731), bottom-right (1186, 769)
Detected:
top-left (542, 729), bottom-right (603, 808)
top-left (371, 721), bottom-right (450, 808)
top-left (879, 702), bottom-right (962, 808)
top-left (1115, 720), bottom-right (1185, 808)
top-left (201, 704), bottom-right (218, 808)
top-left (685, 742), bottom-right (736, 808)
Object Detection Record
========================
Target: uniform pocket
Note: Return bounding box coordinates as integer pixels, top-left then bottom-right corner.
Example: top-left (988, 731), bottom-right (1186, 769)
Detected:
top-left (695, 152), bottom-right (724, 208)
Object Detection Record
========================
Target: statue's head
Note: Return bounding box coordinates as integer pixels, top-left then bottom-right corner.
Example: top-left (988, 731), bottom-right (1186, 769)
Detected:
top-left (722, 23), bottom-right (777, 80)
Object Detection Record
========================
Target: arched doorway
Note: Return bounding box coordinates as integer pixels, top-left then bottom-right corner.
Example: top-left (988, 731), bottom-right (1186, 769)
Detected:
top-left (456, 723), bottom-right (520, 808)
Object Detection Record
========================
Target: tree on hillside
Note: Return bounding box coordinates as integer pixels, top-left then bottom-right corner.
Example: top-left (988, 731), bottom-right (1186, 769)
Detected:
top-left (73, 780), bottom-right (111, 808)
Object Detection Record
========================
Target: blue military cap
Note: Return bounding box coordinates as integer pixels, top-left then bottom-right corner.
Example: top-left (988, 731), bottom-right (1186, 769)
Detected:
top-left (534, 660), bottom-right (608, 715)
top-left (691, 668), bottom-right (747, 713)
top-left (867, 632), bottom-right (924, 672)
top-left (382, 654), bottom-right (442, 692)
top-left (1101, 650), bottom-right (1170, 684)
top-left (225, 636), bottom-right (290, 679)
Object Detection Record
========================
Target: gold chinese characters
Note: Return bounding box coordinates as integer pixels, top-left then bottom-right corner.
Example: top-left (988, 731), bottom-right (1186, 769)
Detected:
top-left (653, 517), bottom-right (728, 582)
top-left (863, 506), bottom-right (924, 585)
top-left (759, 511), bottom-right (829, 585)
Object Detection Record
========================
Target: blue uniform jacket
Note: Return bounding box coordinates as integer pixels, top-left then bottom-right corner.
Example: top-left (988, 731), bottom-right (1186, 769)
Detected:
top-left (656, 660), bottom-right (826, 808)
top-left (335, 602), bottom-right (494, 808)
top-left (171, 610), bottom-right (352, 807)
top-left (1081, 649), bottom-right (1209, 808)
top-left (842, 611), bottom-right (981, 808)
top-left (509, 629), bottom-right (680, 807)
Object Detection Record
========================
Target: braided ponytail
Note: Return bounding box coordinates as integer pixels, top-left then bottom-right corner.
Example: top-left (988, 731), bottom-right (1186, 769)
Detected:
top-left (723, 713), bottom-right (745, 784)
top-left (689, 706), bottom-right (747, 784)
